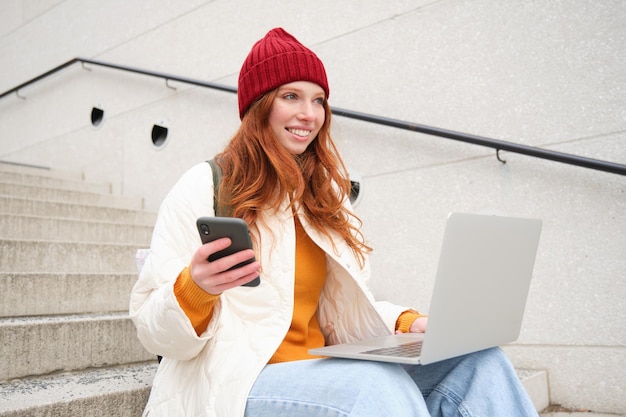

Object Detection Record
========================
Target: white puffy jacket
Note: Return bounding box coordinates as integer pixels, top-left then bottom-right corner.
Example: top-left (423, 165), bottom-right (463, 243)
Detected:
top-left (130, 162), bottom-right (409, 417)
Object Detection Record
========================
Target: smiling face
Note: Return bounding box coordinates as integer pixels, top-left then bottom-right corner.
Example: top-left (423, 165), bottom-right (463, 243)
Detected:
top-left (268, 81), bottom-right (326, 155)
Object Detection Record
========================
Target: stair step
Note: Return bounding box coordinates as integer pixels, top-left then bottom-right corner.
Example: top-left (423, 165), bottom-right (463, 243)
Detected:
top-left (0, 162), bottom-right (162, 416)
top-left (0, 195), bottom-right (156, 225)
top-left (518, 369), bottom-right (550, 412)
top-left (0, 183), bottom-right (144, 210)
top-left (0, 161), bottom-right (83, 181)
top-left (0, 273), bottom-right (138, 317)
top-left (0, 240), bottom-right (142, 273)
top-left (0, 362), bottom-right (157, 417)
top-left (0, 312), bottom-right (154, 381)
top-left (0, 214), bottom-right (153, 243)
top-left (0, 171), bottom-right (111, 194)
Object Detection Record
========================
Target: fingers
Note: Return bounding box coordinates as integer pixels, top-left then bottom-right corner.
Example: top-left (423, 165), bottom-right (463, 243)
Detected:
top-left (211, 269), bottom-right (260, 294)
top-left (409, 316), bottom-right (428, 333)
top-left (191, 237), bottom-right (231, 264)
top-left (190, 238), bottom-right (260, 294)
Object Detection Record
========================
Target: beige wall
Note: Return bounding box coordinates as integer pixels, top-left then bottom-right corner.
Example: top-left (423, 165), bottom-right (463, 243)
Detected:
top-left (1, 0), bottom-right (624, 413)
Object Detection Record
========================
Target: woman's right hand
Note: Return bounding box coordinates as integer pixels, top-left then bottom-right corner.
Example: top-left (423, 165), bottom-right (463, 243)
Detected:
top-left (190, 238), bottom-right (261, 295)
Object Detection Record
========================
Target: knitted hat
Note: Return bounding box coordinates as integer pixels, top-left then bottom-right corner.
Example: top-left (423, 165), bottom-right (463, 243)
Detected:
top-left (237, 27), bottom-right (329, 119)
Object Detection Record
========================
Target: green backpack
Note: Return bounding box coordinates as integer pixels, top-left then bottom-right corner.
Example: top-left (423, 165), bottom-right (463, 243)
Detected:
top-left (207, 158), bottom-right (232, 217)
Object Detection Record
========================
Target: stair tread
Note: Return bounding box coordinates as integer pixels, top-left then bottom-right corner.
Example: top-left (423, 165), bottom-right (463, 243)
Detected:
top-left (0, 311), bottom-right (131, 324)
top-left (0, 237), bottom-right (147, 247)
top-left (0, 271), bottom-right (137, 277)
top-left (0, 162), bottom-right (82, 180)
top-left (0, 212), bottom-right (154, 226)
top-left (0, 272), bottom-right (138, 317)
top-left (0, 184), bottom-right (144, 210)
top-left (0, 213), bottom-right (153, 243)
top-left (0, 172), bottom-right (110, 194)
top-left (0, 195), bottom-right (156, 224)
top-left (0, 240), bottom-right (143, 274)
top-left (0, 362), bottom-right (157, 412)
top-left (0, 312), bottom-right (154, 381)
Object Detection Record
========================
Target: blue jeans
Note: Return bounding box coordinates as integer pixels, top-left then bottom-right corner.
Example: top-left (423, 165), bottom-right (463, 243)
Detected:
top-left (245, 347), bottom-right (538, 417)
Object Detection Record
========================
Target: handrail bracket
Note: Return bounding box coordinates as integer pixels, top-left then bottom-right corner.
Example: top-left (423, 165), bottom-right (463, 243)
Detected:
top-left (496, 149), bottom-right (507, 164)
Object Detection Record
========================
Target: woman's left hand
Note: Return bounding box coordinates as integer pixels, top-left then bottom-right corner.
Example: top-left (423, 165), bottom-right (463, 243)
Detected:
top-left (395, 312), bottom-right (429, 334)
top-left (394, 316), bottom-right (428, 334)
top-left (409, 316), bottom-right (428, 333)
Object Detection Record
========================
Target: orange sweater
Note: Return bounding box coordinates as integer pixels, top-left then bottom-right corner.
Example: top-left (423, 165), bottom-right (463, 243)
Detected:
top-left (173, 218), bottom-right (423, 362)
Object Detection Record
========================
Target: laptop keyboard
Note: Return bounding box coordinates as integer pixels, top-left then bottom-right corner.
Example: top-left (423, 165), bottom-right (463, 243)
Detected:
top-left (362, 340), bottom-right (423, 358)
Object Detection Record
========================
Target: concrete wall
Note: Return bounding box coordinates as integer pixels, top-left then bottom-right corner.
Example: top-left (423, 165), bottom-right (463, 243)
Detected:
top-left (1, 0), bottom-right (624, 413)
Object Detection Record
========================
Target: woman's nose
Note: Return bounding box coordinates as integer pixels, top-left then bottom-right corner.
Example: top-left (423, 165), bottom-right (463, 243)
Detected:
top-left (297, 102), bottom-right (315, 120)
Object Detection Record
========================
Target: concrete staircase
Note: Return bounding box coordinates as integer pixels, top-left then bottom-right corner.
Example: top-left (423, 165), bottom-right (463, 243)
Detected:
top-left (0, 161), bottom-right (551, 415)
top-left (0, 162), bottom-right (158, 416)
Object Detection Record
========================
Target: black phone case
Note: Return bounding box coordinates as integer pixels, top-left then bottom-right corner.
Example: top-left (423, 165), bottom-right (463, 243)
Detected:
top-left (196, 217), bottom-right (260, 287)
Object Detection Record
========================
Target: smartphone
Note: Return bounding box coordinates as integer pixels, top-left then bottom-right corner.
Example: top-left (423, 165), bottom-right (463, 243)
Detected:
top-left (196, 217), bottom-right (260, 287)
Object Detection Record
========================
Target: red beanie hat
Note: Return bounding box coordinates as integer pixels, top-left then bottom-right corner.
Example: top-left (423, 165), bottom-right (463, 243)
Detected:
top-left (237, 27), bottom-right (330, 119)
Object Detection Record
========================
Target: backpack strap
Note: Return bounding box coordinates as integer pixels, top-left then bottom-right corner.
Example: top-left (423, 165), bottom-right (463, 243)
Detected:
top-left (207, 159), bottom-right (232, 217)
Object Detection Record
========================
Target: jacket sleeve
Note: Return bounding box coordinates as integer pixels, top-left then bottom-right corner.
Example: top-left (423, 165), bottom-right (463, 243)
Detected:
top-left (129, 162), bottom-right (217, 360)
top-left (174, 266), bottom-right (220, 336)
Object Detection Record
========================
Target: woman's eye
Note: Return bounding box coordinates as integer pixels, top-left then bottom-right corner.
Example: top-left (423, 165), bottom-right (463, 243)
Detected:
top-left (314, 97), bottom-right (325, 105)
top-left (284, 93), bottom-right (297, 100)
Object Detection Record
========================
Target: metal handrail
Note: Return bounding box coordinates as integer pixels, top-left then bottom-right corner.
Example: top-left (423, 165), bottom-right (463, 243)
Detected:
top-left (2, 57), bottom-right (624, 176)
top-left (0, 58), bottom-right (238, 99)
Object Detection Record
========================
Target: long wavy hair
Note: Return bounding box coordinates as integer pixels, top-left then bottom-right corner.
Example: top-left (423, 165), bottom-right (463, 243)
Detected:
top-left (214, 88), bottom-right (372, 266)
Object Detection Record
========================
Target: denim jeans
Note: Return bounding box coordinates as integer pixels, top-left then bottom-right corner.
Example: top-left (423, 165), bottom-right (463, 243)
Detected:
top-left (245, 347), bottom-right (538, 417)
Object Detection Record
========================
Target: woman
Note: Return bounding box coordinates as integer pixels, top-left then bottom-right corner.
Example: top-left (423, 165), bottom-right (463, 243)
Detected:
top-left (130, 28), bottom-right (538, 417)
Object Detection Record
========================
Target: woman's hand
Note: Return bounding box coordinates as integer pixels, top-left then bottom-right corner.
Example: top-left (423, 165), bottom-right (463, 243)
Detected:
top-left (190, 238), bottom-right (261, 295)
top-left (394, 315), bottom-right (428, 334)
top-left (409, 316), bottom-right (428, 333)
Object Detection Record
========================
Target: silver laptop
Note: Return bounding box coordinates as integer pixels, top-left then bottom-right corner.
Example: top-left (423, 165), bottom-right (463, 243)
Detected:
top-left (309, 212), bottom-right (542, 365)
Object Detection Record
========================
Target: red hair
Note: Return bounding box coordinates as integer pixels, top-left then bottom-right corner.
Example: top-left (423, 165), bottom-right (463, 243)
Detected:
top-left (214, 89), bottom-right (371, 265)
